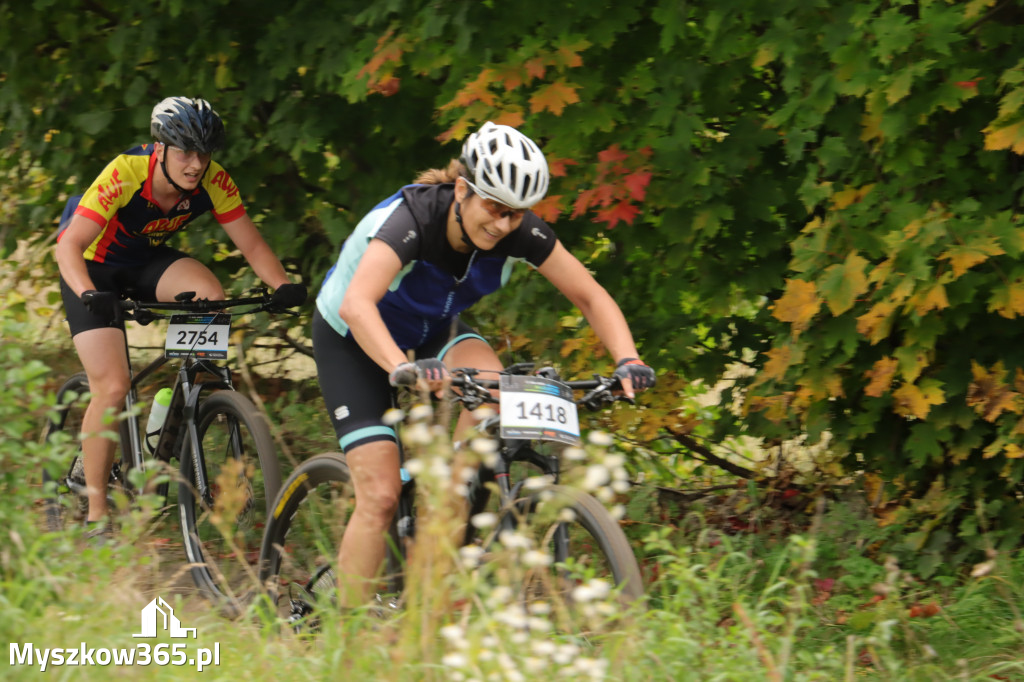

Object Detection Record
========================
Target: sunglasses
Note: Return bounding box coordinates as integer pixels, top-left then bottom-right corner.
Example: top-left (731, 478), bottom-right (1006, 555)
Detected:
top-left (167, 146), bottom-right (212, 164)
top-left (465, 180), bottom-right (527, 220)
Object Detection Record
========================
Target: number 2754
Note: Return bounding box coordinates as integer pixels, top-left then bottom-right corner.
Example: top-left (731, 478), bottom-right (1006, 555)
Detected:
top-left (176, 330), bottom-right (218, 346)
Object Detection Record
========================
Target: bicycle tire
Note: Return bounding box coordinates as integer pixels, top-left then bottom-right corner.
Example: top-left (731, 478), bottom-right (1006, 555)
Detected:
top-left (257, 452), bottom-right (407, 628)
top-left (43, 373), bottom-right (92, 531)
top-left (178, 389), bottom-right (281, 616)
top-left (490, 484), bottom-right (644, 626)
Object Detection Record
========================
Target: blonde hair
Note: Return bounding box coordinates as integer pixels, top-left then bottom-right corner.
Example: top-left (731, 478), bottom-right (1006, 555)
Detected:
top-left (413, 158), bottom-right (466, 185)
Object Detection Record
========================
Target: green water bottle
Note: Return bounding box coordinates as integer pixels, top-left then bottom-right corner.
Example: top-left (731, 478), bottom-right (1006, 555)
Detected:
top-left (145, 388), bottom-right (174, 455)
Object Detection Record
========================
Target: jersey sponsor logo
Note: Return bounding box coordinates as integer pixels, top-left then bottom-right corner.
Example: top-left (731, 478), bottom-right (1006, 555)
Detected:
top-left (402, 230), bottom-right (417, 243)
top-left (141, 213), bottom-right (191, 235)
top-left (177, 199), bottom-right (191, 211)
top-left (97, 168), bottom-right (124, 212)
top-left (210, 170), bottom-right (239, 199)
top-left (531, 227), bottom-right (548, 240)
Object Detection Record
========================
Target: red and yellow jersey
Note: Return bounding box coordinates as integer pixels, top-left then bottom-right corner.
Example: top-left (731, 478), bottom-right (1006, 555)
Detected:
top-left (57, 144), bottom-right (246, 266)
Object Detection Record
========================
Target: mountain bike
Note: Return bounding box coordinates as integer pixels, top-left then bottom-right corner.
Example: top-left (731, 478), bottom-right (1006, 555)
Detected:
top-left (43, 289), bottom-right (292, 614)
top-left (257, 362), bottom-right (645, 631)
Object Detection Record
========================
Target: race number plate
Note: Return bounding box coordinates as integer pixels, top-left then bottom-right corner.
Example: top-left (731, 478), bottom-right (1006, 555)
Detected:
top-left (499, 375), bottom-right (580, 445)
top-left (165, 314), bottom-right (231, 359)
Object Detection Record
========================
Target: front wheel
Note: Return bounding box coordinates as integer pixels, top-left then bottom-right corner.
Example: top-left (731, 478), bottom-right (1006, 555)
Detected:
top-left (178, 390), bottom-right (281, 616)
top-left (489, 485), bottom-right (644, 630)
top-left (257, 452), bottom-right (354, 629)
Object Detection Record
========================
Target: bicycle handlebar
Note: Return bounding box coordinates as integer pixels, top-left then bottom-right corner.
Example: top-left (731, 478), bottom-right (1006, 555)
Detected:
top-left (116, 289), bottom-right (287, 324)
top-left (398, 362), bottom-right (630, 412)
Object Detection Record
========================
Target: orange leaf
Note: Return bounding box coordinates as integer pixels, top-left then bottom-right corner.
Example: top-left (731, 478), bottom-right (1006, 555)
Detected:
top-left (856, 301), bottom-right (896, 344)
top-left (528, 80), bottom-right (579, 116)
top-left (762, 345), bottom-right (793, 381)
top-left (440, 69), bottom-right (498, 111)
top-left (494, 64), bottom-right (525, 91)
top-left (530, 195), bottom-right (563, 223)
top-left (988, 279), bottom-right (1024, 319)
top-left (966, 360), bottom-right (1020, 422)
top-left (597, 144), bottom-right (630, 164)
top-left (864, 357), bottom-right (899, 397)
top-left (938, 237), bottom-right (1005, 278)
top-left (594, 201), bottom-right (640, 229)
top-left (546, 156), bottom-right (577, 178)
top-left (491, 111), bottom-right (525, 129)
top-left (983, 120), bottom-right (1024, 154)
top-left (909, 283), bottom-right (949, 316)
top-left (524, 57), bottom-right (547, 82)
top-left (893, 382), bottom-right (945, 420)
top-left (555, 39), bottom-right (590, 68)
top-left (771, 279), bottom-right (821, 331)
top-left (623, 170), bottom-right (652, 202)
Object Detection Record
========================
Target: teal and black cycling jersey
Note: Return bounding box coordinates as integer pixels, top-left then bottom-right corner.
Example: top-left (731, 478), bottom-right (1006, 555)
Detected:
top-left (316, 183), bottom-right (557, 350)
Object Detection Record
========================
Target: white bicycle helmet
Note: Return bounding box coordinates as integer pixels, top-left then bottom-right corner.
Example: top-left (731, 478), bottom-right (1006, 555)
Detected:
top-left (460, 121), bottom-right (549, 209)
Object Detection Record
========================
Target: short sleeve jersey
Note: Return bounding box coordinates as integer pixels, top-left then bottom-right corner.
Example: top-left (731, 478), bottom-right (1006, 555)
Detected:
top-left (56, 144), bottom-right (246, 266)
top-left (317, 184), bottom-right (558, 350)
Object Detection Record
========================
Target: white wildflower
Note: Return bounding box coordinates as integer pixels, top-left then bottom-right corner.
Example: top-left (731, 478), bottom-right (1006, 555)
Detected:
top-left (582, 465), bottom-right (610, 491)
top-left (602, 453), bottom-right (625, 468)
top-left (409, 403), bottom-right (433, 421)
top-left (472, 406), bottom-right (497, 422)
top-left (587, 431), bottom-right (614, 447)
top-left (470, 512), bottom-right (498, 529)
top-left (523, 475), bottom-right (554, 490)
top-left (442, 652), bottom-right (468, 668)
top-left (382, 408), bottom-right (406, 425)
top-left (459, 545), bottom-right (485, 568)
top-left (523, 549), bottom-right (552, 567)
top-left (563, 446), bottom-right (587, 461)
top-left (404, 422), bottom-right (433, 445)
top-left (498, 529), bottom-right (533, 550)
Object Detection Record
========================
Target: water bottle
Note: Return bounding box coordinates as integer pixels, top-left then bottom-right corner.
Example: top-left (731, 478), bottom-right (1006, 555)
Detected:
top-left (145, 388), bottom-right (174, 455)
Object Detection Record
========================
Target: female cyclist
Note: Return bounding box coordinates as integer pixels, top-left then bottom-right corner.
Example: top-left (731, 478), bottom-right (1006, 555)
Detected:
top-left (55, 96), bottom-right (306, 535)
top-left (313, 120), bottom-right (655, 606)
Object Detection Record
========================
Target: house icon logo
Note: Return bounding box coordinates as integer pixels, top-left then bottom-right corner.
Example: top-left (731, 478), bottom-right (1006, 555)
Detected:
top-left (132, 596), bottom-right (197, 639)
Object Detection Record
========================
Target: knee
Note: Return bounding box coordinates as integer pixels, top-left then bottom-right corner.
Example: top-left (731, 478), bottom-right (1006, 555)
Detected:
top-left (355, 479), bottom-right (401, 526)
top-left (89, 375), bottom-right (130, 406)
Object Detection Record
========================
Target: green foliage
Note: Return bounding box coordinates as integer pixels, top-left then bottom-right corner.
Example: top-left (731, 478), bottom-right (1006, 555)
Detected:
top-left (5, 0), bottom-right (1024, 569)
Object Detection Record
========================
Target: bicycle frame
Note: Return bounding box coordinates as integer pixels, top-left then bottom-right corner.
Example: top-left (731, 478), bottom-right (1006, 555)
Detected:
top-left (127, 351), bottom-right (234, 507)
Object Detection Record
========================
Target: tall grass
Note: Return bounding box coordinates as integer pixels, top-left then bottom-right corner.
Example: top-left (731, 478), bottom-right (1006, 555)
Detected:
top-left (3, 310), bottom-right (1024, 680)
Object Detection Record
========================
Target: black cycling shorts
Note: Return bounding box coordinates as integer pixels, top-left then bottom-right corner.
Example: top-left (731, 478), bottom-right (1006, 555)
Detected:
top-left (59, 247), bottom-right (189, 336)
top-left (312, 308), bottom-right (486, 453)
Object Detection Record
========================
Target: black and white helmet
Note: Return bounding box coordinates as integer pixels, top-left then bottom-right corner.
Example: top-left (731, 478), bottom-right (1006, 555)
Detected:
top-left (150, 97), bottom-right (225, 154)
top-left (460, 121), bottom-right (549, 209)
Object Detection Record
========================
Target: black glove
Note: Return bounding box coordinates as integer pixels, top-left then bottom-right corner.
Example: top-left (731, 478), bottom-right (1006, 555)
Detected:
top-left (80, 290), bottom-right (120, 319)
top-left (613, 358), bottom-right (656, 392)
top-left (389, 358), bottom-right (449, 387)
top-left (270, 283), bottom-right (307, 311)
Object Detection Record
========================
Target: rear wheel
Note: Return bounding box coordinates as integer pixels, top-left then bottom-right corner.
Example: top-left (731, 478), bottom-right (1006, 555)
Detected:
top-left (43, 373), bottom-right (92, 531)
top-left (178, 390), bottom-right (281, 616)
top-left (43, 373), bottom-right (136, 531)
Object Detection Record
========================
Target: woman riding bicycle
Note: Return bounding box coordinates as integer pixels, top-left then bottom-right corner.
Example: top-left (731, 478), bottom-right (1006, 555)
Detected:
top-left (54, 96), bottom-right (306, 535)
top-left (313, 120), bottom-right (655, 607)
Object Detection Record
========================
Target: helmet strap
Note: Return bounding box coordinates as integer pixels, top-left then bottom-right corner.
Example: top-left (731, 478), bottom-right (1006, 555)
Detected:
top-left (159, 149), bottom-right (210, 198)
top-left (453, 200), bottom-right (476, 249)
